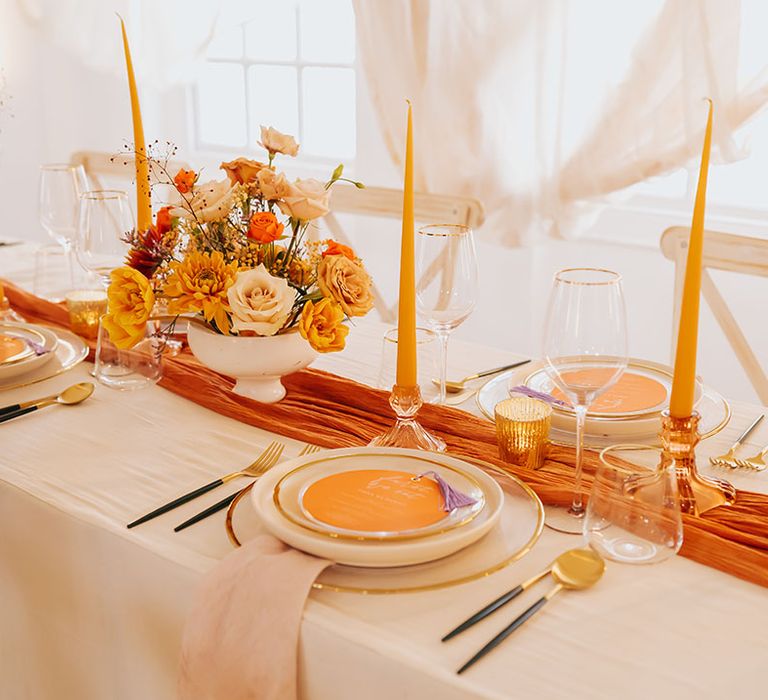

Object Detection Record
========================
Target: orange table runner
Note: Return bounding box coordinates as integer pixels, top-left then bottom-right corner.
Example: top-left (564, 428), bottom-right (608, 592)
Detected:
top-left (5, 280), bottom-right (768, 588)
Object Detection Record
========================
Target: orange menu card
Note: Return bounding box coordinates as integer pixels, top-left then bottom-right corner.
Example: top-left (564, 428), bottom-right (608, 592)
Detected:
top-left (301, 469), bottom-right (447, 533)
top-left (551, 370), bottom-right (668, 414)
top-left (0, 334), bottom-right (27, 363)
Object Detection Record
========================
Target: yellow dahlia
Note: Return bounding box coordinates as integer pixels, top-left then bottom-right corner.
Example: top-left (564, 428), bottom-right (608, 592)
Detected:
top-left (163, 251), bottom-right (238, 334)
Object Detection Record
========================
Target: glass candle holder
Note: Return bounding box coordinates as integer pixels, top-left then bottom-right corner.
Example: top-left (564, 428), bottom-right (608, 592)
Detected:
top-left (66, 290), bottom-right (108, 340)
top-left (494, 397), bottom-right (552, 469)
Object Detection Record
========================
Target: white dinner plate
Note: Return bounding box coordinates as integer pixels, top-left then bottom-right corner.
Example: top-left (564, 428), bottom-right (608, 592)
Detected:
top-left (0, 323), bottom-right (58, 381)
top-left (251, 448), bottom-right (504, 568)
top-left (0, 325), bottom-right (88, 392)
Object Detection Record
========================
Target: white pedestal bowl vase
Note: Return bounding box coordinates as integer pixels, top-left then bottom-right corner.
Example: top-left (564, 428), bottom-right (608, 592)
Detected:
top-left (187, 323), bottom-right (318, 403)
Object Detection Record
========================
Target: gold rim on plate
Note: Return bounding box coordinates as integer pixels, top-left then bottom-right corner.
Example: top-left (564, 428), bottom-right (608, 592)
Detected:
top-left (225, 455), bottom-right (545, 595)
top-left (0, 324), bottom-right (88, 392)
top-left (476, 362), bottom-right (731, 443)
top-left (0, 325), bottom-right (49, 366)
top-left (273, 454), bottom-right (486, 543)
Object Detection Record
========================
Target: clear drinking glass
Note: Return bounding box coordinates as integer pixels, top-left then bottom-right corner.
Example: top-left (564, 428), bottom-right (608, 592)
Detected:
top-left (415, 224), bottom-right (478, 404)
top-left (586, 446), bottom-right (683, 564)
top-left (38, 163), bottom-right (89, 290)
top-left (95, 319), bottom-right (164, 390)
top-left (542, 268), bottom-right (628, 533)
top-left (75, 190), bottom-right (134, 287)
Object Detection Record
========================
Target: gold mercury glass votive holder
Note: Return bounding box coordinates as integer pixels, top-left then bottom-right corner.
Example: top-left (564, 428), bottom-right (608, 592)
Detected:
top-left (66, 290), bottom-right (108, 340)
top-left (494, 396), bottom-right (552, 469)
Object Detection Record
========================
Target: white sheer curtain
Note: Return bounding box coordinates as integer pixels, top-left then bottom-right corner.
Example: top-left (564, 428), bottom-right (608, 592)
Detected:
top-left (16, 0), bottom-right (221, 87)
top-left (353, 0), bottom-right (768, 245)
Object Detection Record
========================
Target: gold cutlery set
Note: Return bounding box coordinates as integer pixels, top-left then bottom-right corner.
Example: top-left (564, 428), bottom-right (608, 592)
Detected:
top-left (709, 415), bottom-right (766, 471)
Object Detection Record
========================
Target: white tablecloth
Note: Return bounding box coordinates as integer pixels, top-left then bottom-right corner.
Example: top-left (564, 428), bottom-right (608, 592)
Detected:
top-left (2, 246), bottom-right (768, 700)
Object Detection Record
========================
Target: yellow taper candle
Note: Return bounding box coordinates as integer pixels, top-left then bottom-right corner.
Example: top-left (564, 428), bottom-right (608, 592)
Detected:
top-left (395, 101), bottom-right (418, 388)
top-left (119, 17), bottom-right (152, 233)
top-left (669, 99), bottom-right (713, 418)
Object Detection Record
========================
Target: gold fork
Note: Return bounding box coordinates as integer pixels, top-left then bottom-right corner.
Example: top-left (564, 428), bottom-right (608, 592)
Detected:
top-left (735, 444), bottom-right (768, 471)
top-left (128, 440), bottom-right (285, 528)
top-left (226, 443), bottom-right (322, 547)
top-left (174, 443), bottom-right (321, 532)
top-left (709, 415), bottom-right (764, 470)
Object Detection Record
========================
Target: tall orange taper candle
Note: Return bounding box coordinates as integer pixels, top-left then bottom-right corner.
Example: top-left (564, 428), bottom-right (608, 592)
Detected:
top-left (669, 99), bottom-right (713, 418)
top-left (119, 17), bottom-right (152, 233)
top-left (395, 101), bottom-right (418, 388)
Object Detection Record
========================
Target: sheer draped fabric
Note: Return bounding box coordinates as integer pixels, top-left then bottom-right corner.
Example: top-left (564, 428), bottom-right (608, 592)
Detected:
top-left (353, 0), bottom-right (768, 244)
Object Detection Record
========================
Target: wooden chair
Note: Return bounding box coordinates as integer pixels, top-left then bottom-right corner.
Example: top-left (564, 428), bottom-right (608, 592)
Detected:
top-left (661, 226), bottom-right (768, 404)
top-left (322, 184), bottom-right (485, 322)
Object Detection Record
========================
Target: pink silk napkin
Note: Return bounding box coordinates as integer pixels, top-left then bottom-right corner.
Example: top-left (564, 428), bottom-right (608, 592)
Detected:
top-left (178, 535), bottom-right (331, 700)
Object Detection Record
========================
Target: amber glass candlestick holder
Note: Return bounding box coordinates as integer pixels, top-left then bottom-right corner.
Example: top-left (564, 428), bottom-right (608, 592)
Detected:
top-left (627, 411), bottom-right (735, 515)
top-left (369, 384), bottom-right (446, 452)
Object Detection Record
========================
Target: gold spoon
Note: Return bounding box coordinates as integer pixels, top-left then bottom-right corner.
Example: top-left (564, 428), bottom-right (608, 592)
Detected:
top-left (0, 382), bottom-right (94, 424)
top-left (457, 548), bottom-right (605, 674)
top-left (432, 359), bottom-right (531, 394)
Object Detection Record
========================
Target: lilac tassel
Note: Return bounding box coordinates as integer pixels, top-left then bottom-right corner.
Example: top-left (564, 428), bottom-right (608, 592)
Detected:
top-left (415, 471), bottom-right (478, 512)
top-left (27, 340), bottom-right (49, 356)
top-left (509, 385), bottom-right (568, 407)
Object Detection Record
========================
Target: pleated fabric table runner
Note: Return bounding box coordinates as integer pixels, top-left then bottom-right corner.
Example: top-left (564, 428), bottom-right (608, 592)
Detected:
top-left (5, 280), bottom-right (768, 588)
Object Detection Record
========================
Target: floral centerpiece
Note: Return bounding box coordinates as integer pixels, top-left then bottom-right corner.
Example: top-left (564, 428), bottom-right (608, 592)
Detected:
top-left (104, 126), bottom-right (373, 401)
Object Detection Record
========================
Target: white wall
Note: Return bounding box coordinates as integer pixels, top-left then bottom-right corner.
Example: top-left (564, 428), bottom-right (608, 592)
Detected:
top-left (0, 0), bottom-right (763, 405)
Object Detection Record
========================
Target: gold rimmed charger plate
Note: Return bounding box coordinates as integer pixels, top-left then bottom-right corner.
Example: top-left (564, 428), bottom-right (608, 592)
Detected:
top-left (0, 325), bottom-right (88, 392)
top-left (226, 456), bottom-right (544, 595)
top-left (274, 454), bottom-right (486, 542)
top-left (477, 364), bottom-right (731, 446)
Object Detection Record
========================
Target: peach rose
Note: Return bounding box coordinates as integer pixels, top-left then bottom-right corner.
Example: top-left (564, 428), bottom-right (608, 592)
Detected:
top-left (298, 297), bottom-right (348, 353)
top-left (256, 168), bottom-right (289, 201)
top-left (227, 265), bottom-right (297, 336)
top-left (317, 254), bottom-right (373, 317)
top-left (278, 178), bottom-right (330, 221)
top-left (259, 126), bottom-right (299, 157)
top-left (220, 157), bottom-right (267, 185)
top-left (175, 179), bottom-right (237, 223)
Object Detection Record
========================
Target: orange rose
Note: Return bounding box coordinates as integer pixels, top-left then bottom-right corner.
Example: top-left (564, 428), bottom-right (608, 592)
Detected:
top-left (248, 211), bottom-right (284, 244)
top-left (155, 206), bottom-right (173, 236)
top-left (174, 168), bottom-right (197, 194)
top-left (322, 240), bottom-right (356, 260)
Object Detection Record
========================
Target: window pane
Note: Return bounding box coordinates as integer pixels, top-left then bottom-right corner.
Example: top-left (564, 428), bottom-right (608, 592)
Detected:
top-left (299, 0), bottom-right (355, 63)
top-left (245, 1), bottom-right (297, 61)
top-left (197, 63), bottom-right (247, 147)
top-left (302, 67), bottom-right (355, 158)
top-left (248, 66), bottom-right (299, 149)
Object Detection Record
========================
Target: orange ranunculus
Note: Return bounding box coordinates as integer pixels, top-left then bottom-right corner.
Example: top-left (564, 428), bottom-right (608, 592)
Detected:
top-left (155, 206), bottom-right (173, 235)
top-left (174, 168), bottom-right (197, 194)
top-left (248, 211), bottom-right (284, 244)
top-left (298, 297), bottom-right (348, 353)
top-left (322, 240), bottom-right (356, 260)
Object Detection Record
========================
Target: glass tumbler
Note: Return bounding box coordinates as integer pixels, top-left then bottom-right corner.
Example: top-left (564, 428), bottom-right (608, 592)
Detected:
top-left (585, 445), bottom-right (683, 564)
top-left (94, 319), bottom-right (164, 390)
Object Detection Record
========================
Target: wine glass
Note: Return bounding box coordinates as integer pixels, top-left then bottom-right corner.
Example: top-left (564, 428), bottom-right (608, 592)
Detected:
top-left (542, 268), bottom-right (628, 533)
top-left (38, 163), bottom-right (89, 290)
top-left (415, 224), bottom-right (479, 404)
top-left (75, 190), bottom-right (134, 287)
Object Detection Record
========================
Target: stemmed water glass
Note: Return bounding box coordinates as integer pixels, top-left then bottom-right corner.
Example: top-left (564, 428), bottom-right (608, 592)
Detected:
top-left (75, 190), bottom-right (134, 287)
top-left (541, 268), bottom-right (628, 533)
top-left (415, 224), bottom-right (479, 404)
top-left (38, 163), bottom-right (89, 290)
